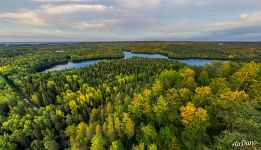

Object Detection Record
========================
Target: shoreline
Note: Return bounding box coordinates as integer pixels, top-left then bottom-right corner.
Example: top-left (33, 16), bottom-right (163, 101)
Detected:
top-left (36, 55), bottom-right (124, 72)
top-left (37, 51), bottom-right (254, 72)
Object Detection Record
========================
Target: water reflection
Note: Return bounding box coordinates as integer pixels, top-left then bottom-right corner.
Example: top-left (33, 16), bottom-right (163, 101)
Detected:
top-left (43, 51), bottom-right (225, 72)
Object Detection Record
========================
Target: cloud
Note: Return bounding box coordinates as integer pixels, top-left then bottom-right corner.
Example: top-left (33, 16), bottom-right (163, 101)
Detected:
top-left (155, 10), bottom-right (261, 34)
top-left (0, 11), bottom-right (47, 25)
top-left (114, 0), bottom-right (161, 9)
top-left (77, 22), bottom-right (105, 29)
top-left (145, 10), bottom-right (261, 41)
top-left (204, 12), bottom-right (261, 31)
top-left (0, 30), bottom-right (7, 34)
top-left (75, 19), bottom-right (122, 30)
top-left (33, 0), bottom-right (87, 2)
top-left (170, 0), bottom-right (213, 8)
top-left (1, 0), bottom-right (261, 41)
top-left (40, 4), bottom-right (113, 15)
top-left (0, 3), bottom-right (115, 30)
top-left (240, 11), bottom-right (261, 21)
top-left (75, 17), bottom-right (155, 31)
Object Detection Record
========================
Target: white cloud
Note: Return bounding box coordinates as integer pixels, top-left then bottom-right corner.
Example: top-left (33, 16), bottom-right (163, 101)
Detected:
top-left (240, 11), bottom-right (261, 21)
top-left (1, 0), bottom-right (261, 41)
top-left (0, 11), bottom-right (47, 25)
top-left (0, 30), bottom-right (7, 34)
top-left (33, 0), bottom-right (87, 2)
top-left (77, 22), bottom-right (105, 29)
top-left (171, 0), bottom-right (212, 7)
top-left (76, 20), bottom-right (119, 29)
top-left (40, 4), bottom-right (113, 15)
top-left (115, 0), bottom-right (161, 9)
top-left (153, 11), bottom-right (261, 40)
top-left (205, 12), bottom-right (261, 30)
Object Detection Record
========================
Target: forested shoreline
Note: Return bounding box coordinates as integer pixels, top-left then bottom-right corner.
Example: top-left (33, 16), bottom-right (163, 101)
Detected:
top-left (0, 42), bottom-right (260, 149)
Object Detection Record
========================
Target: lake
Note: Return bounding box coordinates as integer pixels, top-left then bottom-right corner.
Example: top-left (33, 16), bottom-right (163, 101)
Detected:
top-left (43, 51), bottom-right (225, 72)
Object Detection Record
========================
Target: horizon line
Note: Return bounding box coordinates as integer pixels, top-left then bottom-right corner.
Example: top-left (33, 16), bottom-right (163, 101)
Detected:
top-left (1, 40), bottom-right (261, 44)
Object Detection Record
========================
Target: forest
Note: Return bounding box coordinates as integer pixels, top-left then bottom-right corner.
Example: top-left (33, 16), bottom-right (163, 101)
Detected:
top-left (0, 42), bottom-right (260, 150)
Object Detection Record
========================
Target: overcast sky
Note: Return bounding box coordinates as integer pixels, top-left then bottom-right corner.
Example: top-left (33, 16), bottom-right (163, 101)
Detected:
top-left (0, 0), bottom-right (261, 42)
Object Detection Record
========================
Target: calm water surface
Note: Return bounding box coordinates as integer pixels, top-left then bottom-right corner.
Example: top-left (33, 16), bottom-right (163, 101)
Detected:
top-left (43, 51), bottom-right (224, 72)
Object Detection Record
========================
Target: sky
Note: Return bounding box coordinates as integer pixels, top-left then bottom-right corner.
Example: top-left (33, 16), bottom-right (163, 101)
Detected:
top-left (0, 0), bottom-right (261, 42)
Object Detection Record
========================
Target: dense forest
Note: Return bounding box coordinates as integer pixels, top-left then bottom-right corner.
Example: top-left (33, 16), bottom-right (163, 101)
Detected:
top-left (0, 42), bottom-right (260, 149)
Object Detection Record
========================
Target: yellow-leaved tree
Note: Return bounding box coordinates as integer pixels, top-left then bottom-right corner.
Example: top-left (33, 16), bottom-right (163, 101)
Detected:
top-left (180, 102), bottom-right (208, 126)
top-left (180, 102), bottom-right (209, 150)
top-left (122, 113), bottom-right (135, 138)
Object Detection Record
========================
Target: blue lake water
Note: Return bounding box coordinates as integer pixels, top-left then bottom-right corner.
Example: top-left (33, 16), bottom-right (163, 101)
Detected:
top-left (43, 51), bottom-right (224, 72)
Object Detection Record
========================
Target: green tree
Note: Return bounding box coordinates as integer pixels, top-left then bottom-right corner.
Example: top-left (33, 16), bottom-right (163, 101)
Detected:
top-left (153, 95), bottom-right (169, 125)
top-left (122, 113), bottom-right (135, 138)
top-left (91, 135), bottom-right (104, 150)
top-left (44, 140), bottom-right (59, 150)
top-left (110, 140), bottom-right (124, 150)
top-left (158, 70), bottom-right (181, 88)
top-left (197, 71), bottom-right (210, 86)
